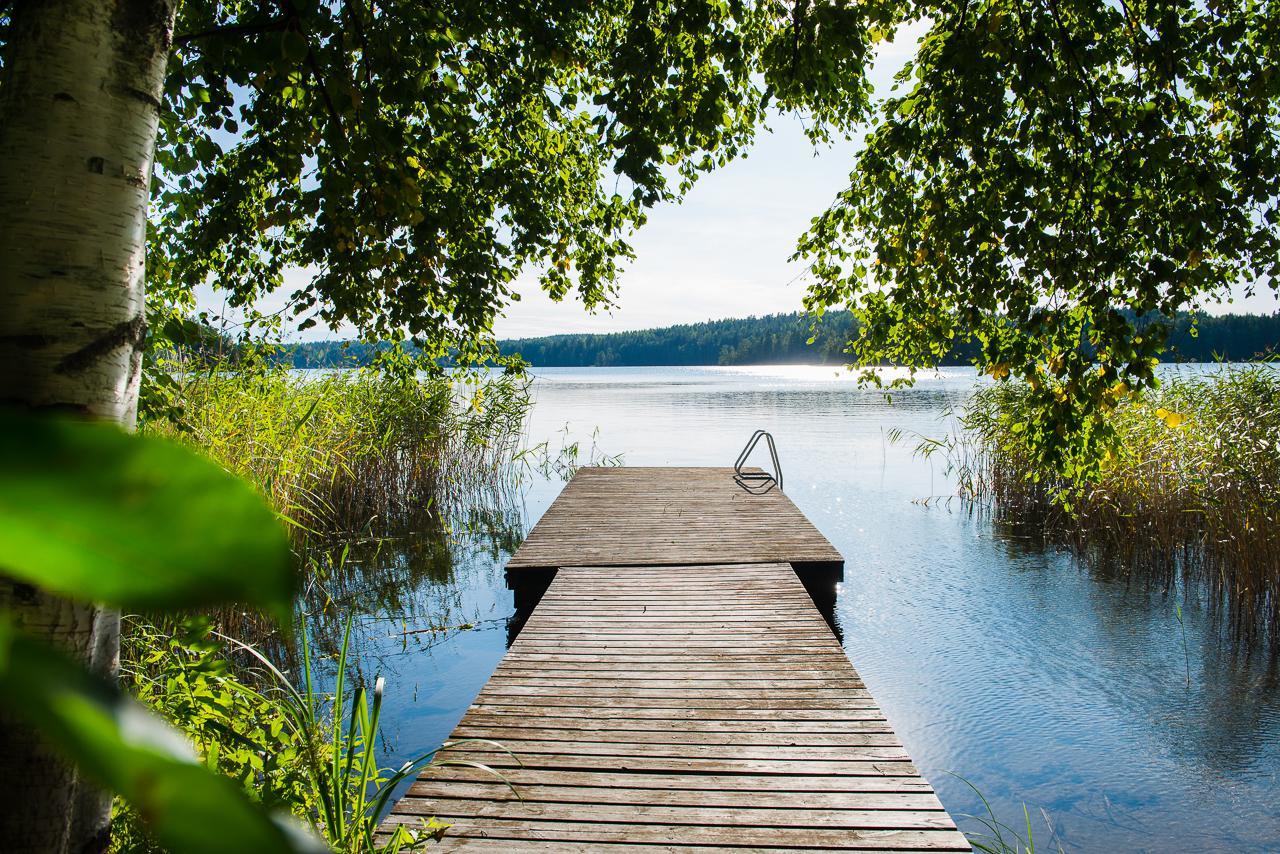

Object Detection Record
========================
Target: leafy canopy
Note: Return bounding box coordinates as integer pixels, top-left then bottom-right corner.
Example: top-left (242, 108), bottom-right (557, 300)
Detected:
top-left (5, 0), bottom-right (1275, 470)
top-left (150, 0), bottom-right (874, 362)
top-left (797, 0), bottom-right (1280, 476)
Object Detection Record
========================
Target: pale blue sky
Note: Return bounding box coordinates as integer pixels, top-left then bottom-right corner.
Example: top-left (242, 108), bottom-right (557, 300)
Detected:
top-left (495, 111), bottom-right (863, 339)
top-left (197, 22), bottom-right (1278, 341)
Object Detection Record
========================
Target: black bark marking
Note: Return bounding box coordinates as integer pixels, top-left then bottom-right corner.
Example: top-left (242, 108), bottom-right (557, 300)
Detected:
top-left (112, 0), bottom-right (176, 55)
top-left (9, 581), bottom-right (39, 605)
top-left (115, 85), bottom-right (162, 110)
top-left (53, 92), bottom-right (77, 103)
top-left (0, 333), bottom-right (57, 349)
top-left (55, 316), bottom-right (147, 375)
top-left (110, 0), bottom-right (176, 114)
top-left (87, 156), bottom-right (105, 174)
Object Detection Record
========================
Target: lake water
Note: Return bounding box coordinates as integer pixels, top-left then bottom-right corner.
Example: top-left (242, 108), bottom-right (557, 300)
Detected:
top-left (346, 365), bottom-right (1280, 853)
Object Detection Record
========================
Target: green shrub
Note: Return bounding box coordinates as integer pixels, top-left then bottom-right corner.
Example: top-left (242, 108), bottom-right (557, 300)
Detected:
top-left (111, 618), bottom-right (315, 852)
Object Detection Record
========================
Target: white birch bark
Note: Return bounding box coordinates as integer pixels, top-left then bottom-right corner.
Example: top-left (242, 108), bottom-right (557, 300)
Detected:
top-left (0, 1), bottom-right (175, 851)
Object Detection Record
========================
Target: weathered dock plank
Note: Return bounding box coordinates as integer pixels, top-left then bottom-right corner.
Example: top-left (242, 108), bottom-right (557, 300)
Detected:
top-left (381, 562), bottom-right (969, 851)
top-left (505, 467), bottom-right (842, 571)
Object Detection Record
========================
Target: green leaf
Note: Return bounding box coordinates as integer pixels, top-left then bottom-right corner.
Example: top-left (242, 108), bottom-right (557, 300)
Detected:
top-left (0, 619), bottom-right (328, 854)
top-left (0, 409), bottom-right (295, 621)
top-left (281, 30), bottom-right (310, 63)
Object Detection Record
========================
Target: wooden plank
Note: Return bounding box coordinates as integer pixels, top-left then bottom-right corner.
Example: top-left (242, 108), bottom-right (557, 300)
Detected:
top-left (411, 766), bottom-right (935, 792)
top-left (467, 696), bottom-right (885, 709)
top-left (381, 561), bottom-right (966, 851)
top-left (416, 840), bottom-right (963, 854)
top-left (407, 781), bottom-right (944, 810)
top-left (465, 704), bottom-right (888, 720)
top-left (459, 713), bottom-right (892, 730)
top-left (505, 467), bottom-right (842, 570)
top-left (450, 726), bottom-right (901, 747)
top-left (437, 741), bottom-right (912, 762)
top-left (379, 815), bottom-right (972, 850)
top-left (395, 799), bottom-right (957, 830)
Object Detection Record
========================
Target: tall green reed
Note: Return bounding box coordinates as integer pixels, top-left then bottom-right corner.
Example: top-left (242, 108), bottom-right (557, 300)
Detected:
top-left (960, 365), bottom-right (1280, 652)
top-left (144, 361), bottom-right (530, 543)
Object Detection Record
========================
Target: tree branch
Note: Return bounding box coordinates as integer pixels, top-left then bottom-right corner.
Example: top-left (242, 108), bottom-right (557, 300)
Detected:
top-left (174, 17), bottom-right (288, 48)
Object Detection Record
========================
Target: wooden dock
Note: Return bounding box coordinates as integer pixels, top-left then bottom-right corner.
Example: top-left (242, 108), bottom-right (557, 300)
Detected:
top-left (380, 467), bottom-right (969, 851)
top-left (505, 467), bottom-right (843, 572)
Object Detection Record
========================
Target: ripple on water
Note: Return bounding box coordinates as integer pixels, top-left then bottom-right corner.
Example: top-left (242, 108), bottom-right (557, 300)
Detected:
top-left (354, 366), bottom-right (1280, 853)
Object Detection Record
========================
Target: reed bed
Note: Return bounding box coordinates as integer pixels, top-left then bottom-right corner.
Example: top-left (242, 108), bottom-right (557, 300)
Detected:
top-left (962, 365), bottom-right (1280, 652)
top-left (146, 365), bottom-right (531, 542)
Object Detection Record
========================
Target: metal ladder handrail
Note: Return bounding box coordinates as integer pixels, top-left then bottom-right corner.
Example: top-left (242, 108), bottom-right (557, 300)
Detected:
top-left (734, 429), bottom-right (783, 494)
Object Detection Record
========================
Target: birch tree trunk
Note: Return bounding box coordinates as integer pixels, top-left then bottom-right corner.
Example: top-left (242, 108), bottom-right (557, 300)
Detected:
top-left (0, 1), bottom-right (175, 851)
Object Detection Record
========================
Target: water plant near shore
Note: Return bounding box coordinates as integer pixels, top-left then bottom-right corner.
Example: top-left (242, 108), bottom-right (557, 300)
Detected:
top-left (111, 615), bottom-right (511, 853)
top-left (952, 775), bottom-right (1063, 854)
top-left (143, 362), bottom-right (530, 543)
top-left (961, 365), bottom-right (1280, 652)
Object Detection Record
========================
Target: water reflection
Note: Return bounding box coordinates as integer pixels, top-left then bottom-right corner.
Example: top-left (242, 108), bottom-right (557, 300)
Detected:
top-left (321, 365), bottom-right (1278, 853)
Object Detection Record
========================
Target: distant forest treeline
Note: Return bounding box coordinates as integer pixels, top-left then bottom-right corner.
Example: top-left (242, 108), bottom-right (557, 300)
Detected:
top-left (280, 310), bottom-right (1280, 368)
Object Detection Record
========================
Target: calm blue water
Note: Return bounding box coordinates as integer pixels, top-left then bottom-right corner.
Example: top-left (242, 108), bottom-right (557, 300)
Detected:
top-left (346, 365), bottom-right (1280, 853)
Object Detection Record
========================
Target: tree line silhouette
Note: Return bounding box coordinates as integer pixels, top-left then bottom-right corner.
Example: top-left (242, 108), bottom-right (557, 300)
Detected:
top-left (280, 310), bottom-right (1280, 368)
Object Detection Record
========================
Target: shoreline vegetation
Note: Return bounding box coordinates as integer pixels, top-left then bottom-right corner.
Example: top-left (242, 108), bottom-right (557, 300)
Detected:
top-left (143, 363), bottom-right (531, 542)
top-left (110, 362), bottom-right (535, 852)
top-left (277, 309), bottom-right (1280, 369)
top-left (958, 365), bottom-right (1280, 653)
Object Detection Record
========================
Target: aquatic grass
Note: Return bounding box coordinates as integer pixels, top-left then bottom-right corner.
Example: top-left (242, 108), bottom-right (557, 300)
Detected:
top-left (950, 775), bottom-right (1063, 854)
top-left (517, 423), bottom-right (625, 481)
top-left (144, 361), bottom-right (531, 543)
top-left (961, 365), bottom-right (1280, 652)
top-left (114, 615), bottom-right (516, 853)
top-left (222, 616), bottom-right (518, 852)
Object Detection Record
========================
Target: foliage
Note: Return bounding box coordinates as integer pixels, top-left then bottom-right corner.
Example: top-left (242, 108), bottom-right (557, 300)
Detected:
top-left (798, 0), bottom-right (1280, 474)
top-left (8, 0), bottom-right (1279, 465)
top-left (110, 619), bottom-right (316, 853)
top-left (112, 616), bottom-right (472, 854)
top-left (491, 309), bottom-right (1280, 368)
top-left (137, 0), bottom-right (875, 364)
top-left (143, 362), bottom-right (530, 541)
top-left (498, 312), bottom-right (858, 367)
top-left (520, 425), bottom-right (626, 481)
top-left (962, 365), bottom-right (1280, 650)
top-left (0, 407), bottom-right (294, 620)
top-left (953, 775), bottom-right (1062, 854)
top-left (0, 408), bottom-right (319, 851)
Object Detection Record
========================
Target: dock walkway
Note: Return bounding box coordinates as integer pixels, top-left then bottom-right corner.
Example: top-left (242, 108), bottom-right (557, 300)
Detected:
top-left (380, 468), bottom-right (968, 851)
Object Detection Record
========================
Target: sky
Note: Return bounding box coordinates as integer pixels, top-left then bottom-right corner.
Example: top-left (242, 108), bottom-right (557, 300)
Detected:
top-left (495, 112), bottom-right (863, 339)
top-left (197, 22), bottom-right (1279, 342)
